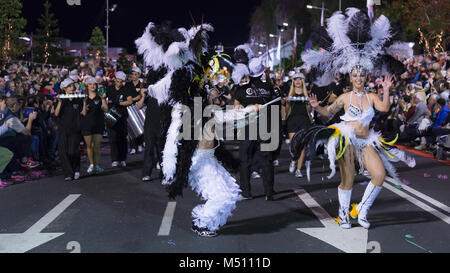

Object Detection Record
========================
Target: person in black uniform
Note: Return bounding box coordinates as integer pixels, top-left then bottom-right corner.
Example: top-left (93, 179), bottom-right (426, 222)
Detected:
top-left (285, 72), bottom-right (313, 177)
top-left (124, 66), bottom-right (144, 155)
top-left (81, 77), bottom-right (108, 175)
top-left (54, 78), bottom-right (82, 181)
top-left (106, 71), bottom-right (133, 167)
top-left (137, 87), bottom-right (162, 181)
top-left (233, 68), bottom-right (277, 201)
top-left (214, 75), bottom-right (232, 105)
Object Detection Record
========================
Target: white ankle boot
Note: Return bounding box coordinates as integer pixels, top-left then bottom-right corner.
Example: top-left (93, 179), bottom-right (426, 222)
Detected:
top-left (354, 182), bottom-right (382, 229)
top-left (337, 188), bottom-right (352, 229)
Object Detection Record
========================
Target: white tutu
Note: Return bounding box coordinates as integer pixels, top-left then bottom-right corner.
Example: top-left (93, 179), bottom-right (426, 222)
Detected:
top-left (327, 122), bottom-right (415, 181)
top-left (188, 149), bottom-right (242, 231)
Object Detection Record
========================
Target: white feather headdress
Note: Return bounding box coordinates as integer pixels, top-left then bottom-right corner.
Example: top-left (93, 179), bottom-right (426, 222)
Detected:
top-left (302, 8), bottom-right (412, 87)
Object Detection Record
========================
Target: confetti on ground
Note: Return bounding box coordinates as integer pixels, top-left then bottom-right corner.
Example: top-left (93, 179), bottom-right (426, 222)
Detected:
top-left (404, 234), bottom-right (432, 253)
top-left (360, 181), bottom-right (370, 186)
top-left (437, 174), bottom-right (448, 180)
top-left (423, 173), bottom-right (432, 178)
top-left (402, 179), bottom-right (410, 185)
top-left (395, 185), bottom-right (403, 189)
top-left (168, 240), bottom-right (176, 246)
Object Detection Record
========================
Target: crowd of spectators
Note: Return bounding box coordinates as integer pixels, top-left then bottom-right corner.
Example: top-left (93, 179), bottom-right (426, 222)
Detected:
top-left (1, 51), bottom-right (450, 187)
top-left (0, 58), bottom-right (126, 186)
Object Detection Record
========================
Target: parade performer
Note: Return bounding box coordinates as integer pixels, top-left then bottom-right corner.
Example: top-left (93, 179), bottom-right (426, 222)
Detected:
top-left (135, 21), bottom-right (260, 237)
top-left (291, 8), bottom-right (416, 229)
top-left (232, 44), bottom-right (278, 201)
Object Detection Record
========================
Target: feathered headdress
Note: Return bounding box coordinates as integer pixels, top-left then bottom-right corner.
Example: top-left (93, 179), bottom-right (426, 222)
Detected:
top-left (135, 21), bottom-right (214, 199)
top-left (231, 43), bottom-right (269, 84)
top-left (301, 8), bottom-right (412, 87)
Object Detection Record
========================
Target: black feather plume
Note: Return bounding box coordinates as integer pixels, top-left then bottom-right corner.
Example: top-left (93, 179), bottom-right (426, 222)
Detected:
top-left (346, 11), bottom-right (372, 49)
top-left (234, 49), bottom-right (249, 65)
top-left (310, 25), bottom-right (333, 51)
top-left (149, 21), bottom-right (185, 51)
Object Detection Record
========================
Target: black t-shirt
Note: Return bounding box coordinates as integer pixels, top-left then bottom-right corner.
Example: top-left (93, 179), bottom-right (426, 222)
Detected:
top-left (57, 98), bottom-right (83, 133)
top-left (232, 77), bottom-right (277, 139)
top-left (106, 85), bottom-right (133, 118)
top-left (144, 95), bottom-right (161, 133)
top-left (81, 96), bottom-right (105, 132)
top-left (232, 77), bottom-right (274, 107)
top-left (125, 81), bottom-right (147, 100)
top-left (289, 94), bottom-right (308, 117)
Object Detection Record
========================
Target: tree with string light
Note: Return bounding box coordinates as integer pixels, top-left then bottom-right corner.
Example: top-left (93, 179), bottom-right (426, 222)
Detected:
top-left (35, 0), bottom-right (61, 64)
top-left (0, 0), bottom-right (27, 60)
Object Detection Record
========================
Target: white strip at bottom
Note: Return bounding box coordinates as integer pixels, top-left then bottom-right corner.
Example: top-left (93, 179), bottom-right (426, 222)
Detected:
top-left (157, 202), bottom-right (177, 236)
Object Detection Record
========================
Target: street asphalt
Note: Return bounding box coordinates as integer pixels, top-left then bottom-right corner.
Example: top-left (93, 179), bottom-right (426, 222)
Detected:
top-left (0, 141), bottom-right (449, 253)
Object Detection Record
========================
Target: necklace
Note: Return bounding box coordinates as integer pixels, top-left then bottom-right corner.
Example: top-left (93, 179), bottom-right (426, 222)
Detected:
top-left (352, 89), bottom-right (365, 110)
top-left (352, 89), bottom-right (365, 97)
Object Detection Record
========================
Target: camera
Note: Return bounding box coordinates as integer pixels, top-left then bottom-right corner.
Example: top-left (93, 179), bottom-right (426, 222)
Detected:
top-left (23, 107), bottom-right (35, 119)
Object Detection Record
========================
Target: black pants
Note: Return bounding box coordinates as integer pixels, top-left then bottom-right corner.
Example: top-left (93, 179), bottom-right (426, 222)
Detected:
top-left (58, 130), bottom-right (81, 178)
top-left (130, 135), bottom-right (144, 150)
top-left (142, 130), bottom-right (161, 177)
top-left (239, 140), bottom-right (274, 197)
top-left (108, 118), bottom-right (128, 162)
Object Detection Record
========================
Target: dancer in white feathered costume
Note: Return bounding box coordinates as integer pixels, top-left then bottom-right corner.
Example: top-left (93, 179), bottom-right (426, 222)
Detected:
top-left (188, 104), bottom-right (261, 236)
top-left (299, 8), bottom-right (416, 230)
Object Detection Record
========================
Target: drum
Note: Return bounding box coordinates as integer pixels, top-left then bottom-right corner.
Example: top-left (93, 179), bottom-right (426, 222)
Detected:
top-left (127, 104), bottom-right (146, 139)
top-left (105, 106), bottom-right (122, 128)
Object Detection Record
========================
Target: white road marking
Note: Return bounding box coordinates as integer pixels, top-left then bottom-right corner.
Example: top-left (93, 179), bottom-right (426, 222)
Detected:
top-left (158, 201), bottom-right (177, 236)
top-left (382, 183), bottom-right (450, 225)
top-left (384, 177), bottom-right (450, 214)
top-left (25, 194), bottom-right (81, 234)
top-left (0, 194), bottom-right (81, 253)
top-left (295, 188), bottom-right (369, 253)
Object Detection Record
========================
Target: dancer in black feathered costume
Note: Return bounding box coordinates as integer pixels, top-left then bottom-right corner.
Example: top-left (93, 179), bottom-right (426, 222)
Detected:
top-left (136, 21), bottom-right (212, 199)
top-left (135, 21), bottom-right (259, 237)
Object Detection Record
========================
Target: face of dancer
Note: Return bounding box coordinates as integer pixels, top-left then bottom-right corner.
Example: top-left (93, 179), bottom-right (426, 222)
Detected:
top-left (293, 78), bottom-right (303, 92)
top-left (87, 82), bottom-right (97, 95)
top-left (350, 68), bottom-right (367, 91)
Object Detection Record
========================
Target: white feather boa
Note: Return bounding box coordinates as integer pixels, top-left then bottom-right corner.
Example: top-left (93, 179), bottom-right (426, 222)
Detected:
top-left (161, 103), bottom-right (184, 185)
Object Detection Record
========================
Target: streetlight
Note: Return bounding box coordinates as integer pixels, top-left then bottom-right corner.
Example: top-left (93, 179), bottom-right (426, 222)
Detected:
top-left (106, 1), bottom-right (118, 63)
top-left (276, 24), bottom-right (289, 71)
top-left (307, 1), bottom-right (329, 27)
top-left (19, 34), bottom-right (33, 62)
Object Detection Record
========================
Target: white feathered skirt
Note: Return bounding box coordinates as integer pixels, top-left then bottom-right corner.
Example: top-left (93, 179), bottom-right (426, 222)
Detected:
top-left (188, 148), bottom-right (242, 231)
top-left (326, 122), bottom-right (416, 182)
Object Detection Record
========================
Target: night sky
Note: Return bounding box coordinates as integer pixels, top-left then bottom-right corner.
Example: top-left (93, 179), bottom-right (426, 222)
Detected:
top-left (21, 0), bottom-right (262, 55)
